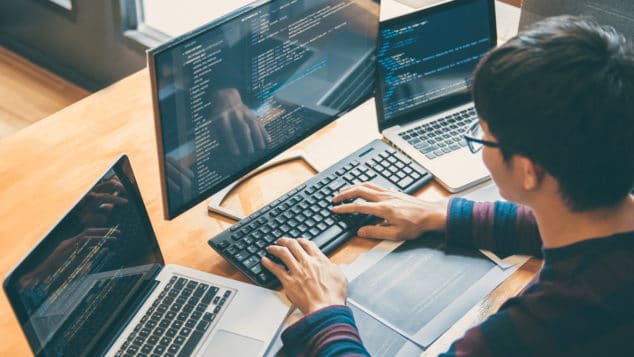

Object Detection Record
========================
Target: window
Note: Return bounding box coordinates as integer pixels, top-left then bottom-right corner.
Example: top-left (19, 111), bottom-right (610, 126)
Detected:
top-left (127, 0), bottom-right (255, 47)
top-left (47, 0), bottom-right (72, 10)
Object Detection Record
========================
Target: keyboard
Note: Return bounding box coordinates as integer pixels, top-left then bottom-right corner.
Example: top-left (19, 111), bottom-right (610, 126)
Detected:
top-left (116, 276), bottom-right (232, 357)
top-left (209, 139), bottom-right (433, 288)
top-left (399, 107), bottom-right (477, 160)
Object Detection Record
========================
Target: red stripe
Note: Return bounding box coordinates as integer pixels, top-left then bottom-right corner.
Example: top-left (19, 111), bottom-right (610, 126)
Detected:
top-left (306, 324), bottom-right (362, 357)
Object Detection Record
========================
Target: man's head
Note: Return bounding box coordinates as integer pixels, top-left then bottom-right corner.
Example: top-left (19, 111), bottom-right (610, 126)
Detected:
top-left (473, 16), bottom-right (634, 211)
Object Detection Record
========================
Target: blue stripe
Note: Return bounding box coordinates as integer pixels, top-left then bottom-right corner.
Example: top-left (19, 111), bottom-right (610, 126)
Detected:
top-left (493, 201), bottom-right (517, 257)
top-left (448, 198), bottom-right (474, 247)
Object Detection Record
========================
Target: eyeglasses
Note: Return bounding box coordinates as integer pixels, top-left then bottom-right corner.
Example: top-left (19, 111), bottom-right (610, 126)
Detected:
top-left (463, 119), bottom-right (501, 153)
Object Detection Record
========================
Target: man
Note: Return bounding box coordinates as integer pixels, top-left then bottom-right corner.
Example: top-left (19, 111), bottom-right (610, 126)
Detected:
top-left (260, 16), bottom-right (634, 356)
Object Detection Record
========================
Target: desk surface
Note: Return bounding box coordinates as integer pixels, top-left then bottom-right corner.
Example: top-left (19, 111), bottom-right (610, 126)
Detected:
top-left (0, 3), bottom-right (537, 356)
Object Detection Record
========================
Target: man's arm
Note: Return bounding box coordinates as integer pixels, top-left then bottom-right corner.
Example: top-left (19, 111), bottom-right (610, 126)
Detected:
top-left (446, 198), bottom-right (542, 258)
top-left (281, 306), bottom-right (369, 357)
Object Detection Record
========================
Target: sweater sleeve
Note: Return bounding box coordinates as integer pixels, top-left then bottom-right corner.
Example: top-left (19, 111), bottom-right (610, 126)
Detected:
top-left (445, 197), bottom-right (542, 258)
top-left (281, 305), bottom-right (370, 357)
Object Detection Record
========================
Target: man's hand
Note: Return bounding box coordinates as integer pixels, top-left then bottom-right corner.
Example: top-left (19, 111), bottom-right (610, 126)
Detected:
top-left (78, 178), bottom-right (128, 227)
top-left (332, 182), bottom-right (449, 241)
top-left (261, 238), bottom-right (348, 314)
top-left (213, 88), bottom-right (270, 156)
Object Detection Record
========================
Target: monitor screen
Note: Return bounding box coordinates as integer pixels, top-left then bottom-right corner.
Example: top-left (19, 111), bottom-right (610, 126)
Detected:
top-left (149, 0), bottom-right (380, 219)
top-left (375, 0), bottom-right (496, 124)
top-left (3, 156), bottom-right (163, 356)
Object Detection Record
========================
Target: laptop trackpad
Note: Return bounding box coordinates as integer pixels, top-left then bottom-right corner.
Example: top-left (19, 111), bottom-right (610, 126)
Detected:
top-left (202, 330), bottom-right (264, 357)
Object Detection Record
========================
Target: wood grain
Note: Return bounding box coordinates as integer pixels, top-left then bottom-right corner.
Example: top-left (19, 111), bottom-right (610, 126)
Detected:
top-left (501, 0), bottom-right (522, 7)
top-left (0, 46), bottom-right (89, 140)
top-left (0, 5), bottom-right (532, 354)
top-left (0, 68), bottom-right (539, 356)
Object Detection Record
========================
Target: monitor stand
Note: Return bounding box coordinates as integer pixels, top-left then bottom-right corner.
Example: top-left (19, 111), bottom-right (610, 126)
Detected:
top-left (207, 150), bottom-right (321, 221)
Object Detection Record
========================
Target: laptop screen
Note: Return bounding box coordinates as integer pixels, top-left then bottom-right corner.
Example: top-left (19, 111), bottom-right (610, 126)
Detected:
top-left (375, 0), bottom-right (496, 124)
top-left (3, 156), bottom-right (164, 357)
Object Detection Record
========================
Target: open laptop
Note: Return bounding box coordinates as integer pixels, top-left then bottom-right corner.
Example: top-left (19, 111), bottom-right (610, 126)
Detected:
top-left (3, 155), bottom-right (290, 357)
top-left (375, 0), bottom-right (497, 192)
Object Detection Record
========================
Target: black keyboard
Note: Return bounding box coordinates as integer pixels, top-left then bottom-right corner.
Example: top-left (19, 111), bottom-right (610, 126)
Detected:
top-left (209, 139), bottom-right (433, 288)
top-left (399, 107), bottom-right (477, 160)
top-left (116, 276), bottom-right (232, 357)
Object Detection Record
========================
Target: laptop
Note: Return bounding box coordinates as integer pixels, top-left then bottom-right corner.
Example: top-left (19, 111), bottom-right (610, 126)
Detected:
top-left (375, 0), bottom-right (497, 192)
top-left (3, 155), bottom-right (290, 357)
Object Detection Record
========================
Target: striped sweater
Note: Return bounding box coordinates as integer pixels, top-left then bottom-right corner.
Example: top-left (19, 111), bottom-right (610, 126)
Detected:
top-left (281, 198), bottom-right (634, 356)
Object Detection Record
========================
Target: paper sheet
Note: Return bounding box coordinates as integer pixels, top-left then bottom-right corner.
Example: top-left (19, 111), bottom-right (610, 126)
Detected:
top-left (345, 236), bottom-right (528, 348)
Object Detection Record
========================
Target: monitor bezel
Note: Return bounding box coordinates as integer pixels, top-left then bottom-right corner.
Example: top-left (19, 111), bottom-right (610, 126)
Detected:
top-left (374, 0), bottom-right (497, 132)
top-left (147, 0), bottom-right (381, 220)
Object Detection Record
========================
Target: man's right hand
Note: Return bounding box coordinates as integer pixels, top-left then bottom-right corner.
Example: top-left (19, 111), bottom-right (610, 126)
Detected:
top-left (331, 182), bottom-right (449, 241)
top-left (212, 88), bottom-right (270, 156)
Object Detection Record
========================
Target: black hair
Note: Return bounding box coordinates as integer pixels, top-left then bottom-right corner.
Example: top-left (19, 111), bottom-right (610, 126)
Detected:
top-left (473, 15), bottom-right (634, 211)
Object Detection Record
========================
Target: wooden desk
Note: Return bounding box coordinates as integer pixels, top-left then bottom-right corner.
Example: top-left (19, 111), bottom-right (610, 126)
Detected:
top-left (0, 3), bottom-right (537, 355)
top-left (0, 69), bottom-right (540, 356)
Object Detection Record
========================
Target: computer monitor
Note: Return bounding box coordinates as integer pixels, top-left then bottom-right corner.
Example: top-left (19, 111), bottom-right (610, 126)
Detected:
top-left (148, 0), bottom-right (380, 219)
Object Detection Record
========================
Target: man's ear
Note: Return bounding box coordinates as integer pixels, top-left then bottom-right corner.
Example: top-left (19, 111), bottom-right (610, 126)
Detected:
top-left (517, 156), bottom-right (544, 191)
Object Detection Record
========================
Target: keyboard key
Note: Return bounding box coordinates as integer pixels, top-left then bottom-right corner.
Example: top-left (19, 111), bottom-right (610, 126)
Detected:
top-left (180, 327), bottom-right (192, 337)
top-left (141, 345), bottom-right (152, 353)
top-left (177, 330), bottom-right (204, 357)
top-left (197, 320), bottom-right (211, 331)
top-left (242, 255), bottom-right (259, 268)
top-left (234, 250), bottom-right (249, 262)
top-left (310, 225), bottom-right (343, 248)
top-left (168, 344), bottom-right (180, 354)
top-left (154, 345), bottom-right (165, 354)
top-left (397, 177), bottom-right (414, 189)
top-left (203, 312), bottom-right (215, 321)
top-left (250, 264), bottom-right (263, 275)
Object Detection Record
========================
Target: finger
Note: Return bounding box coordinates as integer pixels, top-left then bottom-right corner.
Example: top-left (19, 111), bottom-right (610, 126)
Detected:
top-left (357, 224), bottom-right (401, 240)
top-left (220, 113), bottom-right (240, 155)
top-left (297, 238), bottom-right (324, 258)
top-left (166, 159), bottom-right (193, 192)
top-left (331, 201), bottom-right (388, 218)
top-left (266, 245), bottom-right (301, 274)
top-left (93, 193), bottom-right (128, 205)
top-left (276, 238), bottom-right (308, 263)
top-left (232, 111), bottom-right (254, 155)
top-left (332, 185), bottom-right (383, 204)
top-left (95, 179), bottom-right (125, 193)
top-left (261, 257), bottom-right (290, 282)
top-left (166, 158), bottom-right (194, 179)
top-left (243, 109), bottom-right (266, 150)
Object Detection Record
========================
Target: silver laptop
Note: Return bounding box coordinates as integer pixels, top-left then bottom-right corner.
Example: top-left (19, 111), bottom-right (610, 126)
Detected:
top-left (3, 155), bottom-right (290, 357)
top-left (375, 0), bottom-right (497, 192)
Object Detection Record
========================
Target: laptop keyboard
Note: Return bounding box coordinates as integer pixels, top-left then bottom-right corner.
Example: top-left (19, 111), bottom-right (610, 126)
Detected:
top-left (209, 139), bottom-right (433, 288)
top-left (115, 276), bottom-right (232, 357)
top-left (399, 107), bottom-right (477, 160)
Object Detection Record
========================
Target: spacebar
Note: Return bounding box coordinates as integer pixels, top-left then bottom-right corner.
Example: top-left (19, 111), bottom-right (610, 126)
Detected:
top-left (310, 225), bottom-right (344, 248)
